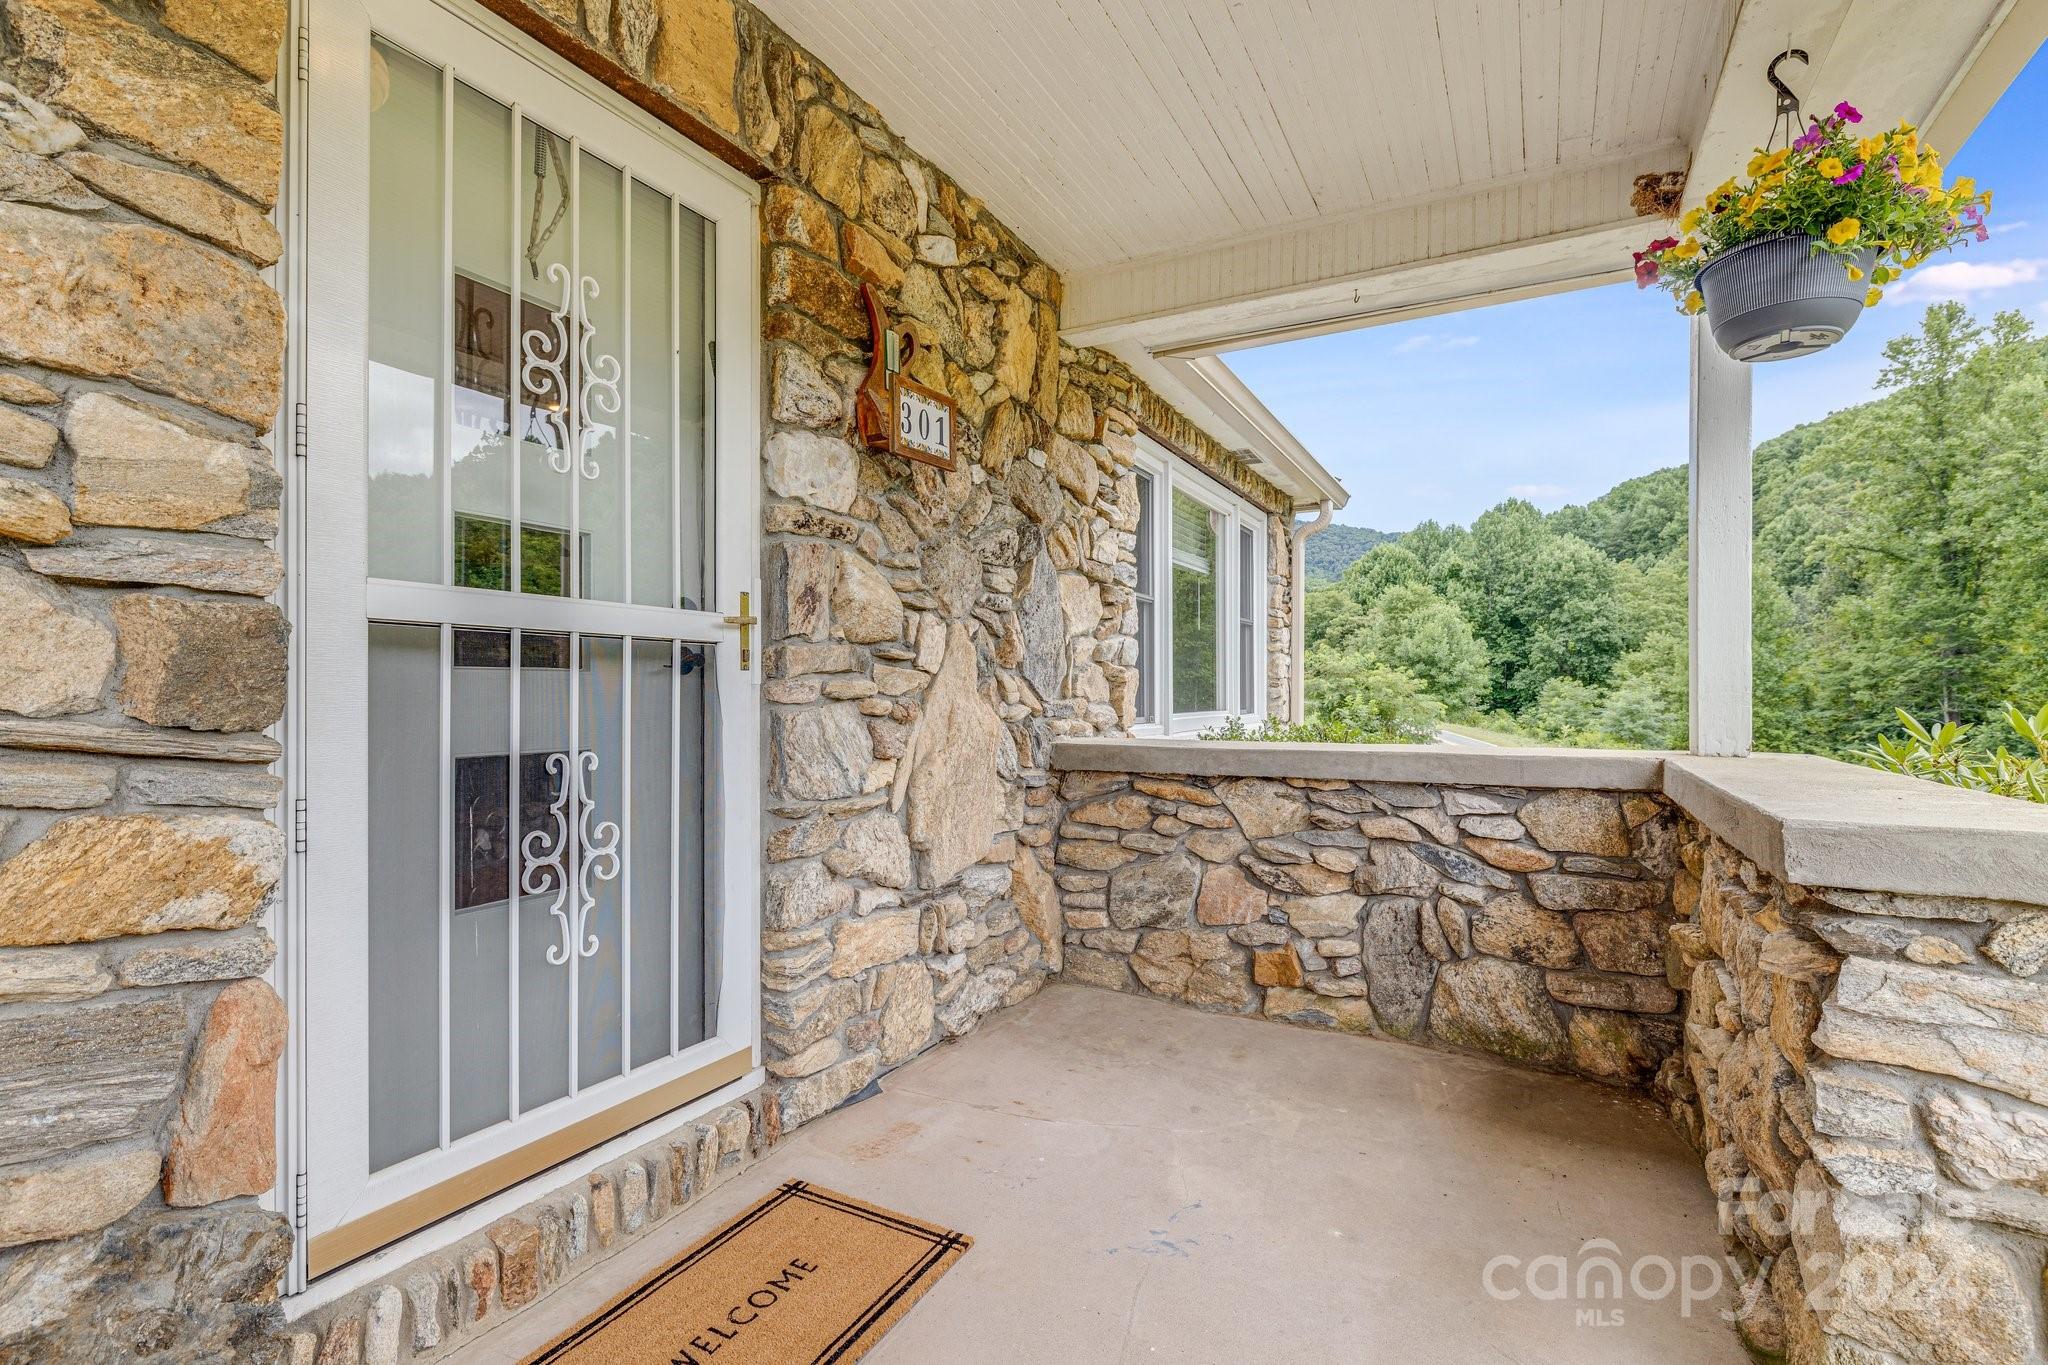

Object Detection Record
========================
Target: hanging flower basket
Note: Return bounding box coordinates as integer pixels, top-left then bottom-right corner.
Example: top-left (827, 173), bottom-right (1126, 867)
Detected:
top-left (1632, 102), bottom-right (1992, 362)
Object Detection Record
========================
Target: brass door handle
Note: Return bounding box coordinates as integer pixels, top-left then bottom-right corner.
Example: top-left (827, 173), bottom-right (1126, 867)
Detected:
top-left (722, 591), bottom-right (758, 671)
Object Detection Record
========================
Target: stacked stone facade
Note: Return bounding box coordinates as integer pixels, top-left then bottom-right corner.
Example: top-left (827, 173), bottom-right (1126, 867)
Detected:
top-left (1053, 770), bottom-right (1688, 1085)
top-left (0, 0), bottom-right (295, 1358)
top-left (1671, 820), bottom-right (2048, 1365)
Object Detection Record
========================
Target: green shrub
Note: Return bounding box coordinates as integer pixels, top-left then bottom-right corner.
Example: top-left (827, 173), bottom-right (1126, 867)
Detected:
top-left (1855, 702), bottom-right (2048, 802)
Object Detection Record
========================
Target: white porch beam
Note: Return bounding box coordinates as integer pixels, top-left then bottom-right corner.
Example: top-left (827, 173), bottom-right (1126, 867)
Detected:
top-left (1064, 146), bottom-right (1686, 356)
top-left (1688, 317), bottom-right (1753, 758)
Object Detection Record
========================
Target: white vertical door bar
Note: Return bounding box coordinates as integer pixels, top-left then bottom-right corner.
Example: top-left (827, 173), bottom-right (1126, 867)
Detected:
top-left (566, 629), bottom-right (581, 1095)
top-left (507, 627), bottom-right (521, 1119)
top-left (1688, 315), bottom-right (1754, 757)
top-left (509, 104), bottom-right (523, 601)
top-left (436, 623), bottom-right (453, 1148)
top-left (438, 65), bottom-right (454, 591)
top-left (619, 177), bottom-right (633, 601)
top-left (669, 638), bottom-right (681, 1056)
top-left (568, 137), bottom-right (582, 605)
top-left (670, 198), bottom-right (681, 608)
top-left (618, 635), bottom-right (633, 1071)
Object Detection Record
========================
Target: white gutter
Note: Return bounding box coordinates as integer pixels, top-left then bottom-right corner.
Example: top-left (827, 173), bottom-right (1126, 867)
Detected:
top-left (1289, 500), bottom-right (1333, 722)
top-left (1160, 353), bottom-right (1350, 510)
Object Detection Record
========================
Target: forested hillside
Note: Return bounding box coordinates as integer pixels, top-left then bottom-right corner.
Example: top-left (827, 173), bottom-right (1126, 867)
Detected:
top-left (1302, 523), bottom-right (1398, 584)
top-left (1303, 303), bottom-right (2048, 755)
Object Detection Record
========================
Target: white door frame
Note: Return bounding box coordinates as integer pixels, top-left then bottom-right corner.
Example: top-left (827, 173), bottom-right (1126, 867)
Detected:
top-left (282, 0), bottom-right (761, 1289)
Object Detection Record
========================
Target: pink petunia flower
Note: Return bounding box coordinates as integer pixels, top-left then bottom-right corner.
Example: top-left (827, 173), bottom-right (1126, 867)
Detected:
top-left (1646, 237), bottom-right (1678, 253)
top-left (1793, 122), bottom-right (1825, 151)
top-left (1835, 101), bottom-right (1862, 123)
top-left (1634, 258), bottom-right (1659, 287)
top-left (1832, 163), bottom-right (1865, 185)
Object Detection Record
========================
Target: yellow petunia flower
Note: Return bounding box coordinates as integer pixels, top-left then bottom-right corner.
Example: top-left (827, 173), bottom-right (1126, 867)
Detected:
top-left (1951, 177), bottom-right (1976, 199)
top-left (1681, 207), bottom-right (1704, 233)
top-left (1865, 288), bottom-right (1883, 307)
top-left (1858, 136), bottom-right (1885, 162)
top-left (1818, 157), bottom-right (1846, 179)
top-left (1827, 217), bottom-right (1861, 245)
top-left (1674, 238), bottom-right (1700, 259)
top-left (1926, 189), bottom-right (1950, 208)
top-left (1683, 291), bottom-right (1704, 315)
top-left (1845, 264), bottom-right (1864, 281)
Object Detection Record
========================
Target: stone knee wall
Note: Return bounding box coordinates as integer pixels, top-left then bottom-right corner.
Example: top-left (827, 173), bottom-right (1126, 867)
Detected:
top-left (1051, 770), bottom-right (1687, 1085)
top-left (0, 0), bottom-right (293, 1357)
top-left (1672, 821), bottom-right (2048, 1365)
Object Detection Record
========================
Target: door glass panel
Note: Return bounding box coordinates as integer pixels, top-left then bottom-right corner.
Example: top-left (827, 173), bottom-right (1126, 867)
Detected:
top-left (577, 156), bottom-right (626, 604)
top-left (450, 83), bottom-right (515, 592)
top-left (628, 185), bottom-right (673, 609)
top-left (679, 207), bottom-right (710, 611)
top-left (367, 40), bottom-right (443, 584)
top-left (517, 631), bottom-right (572, 1109)
top-left (576, 636), bottom-right (625, 1087)
top-left (367, 622), bottom-right (441, 1169)
top-left (1134, 471), bottom-right (1156, 724)
top-left (1171, 491), bottom-right (1221, 714)
top-left (450, 629), bottom-right (511, 1140)
top-left (678, 644), bottom-right (711, 1048)
top-left (628, 640), bottom-right (673, 1069)
top-left (518, 120), bottom-right (575, 599)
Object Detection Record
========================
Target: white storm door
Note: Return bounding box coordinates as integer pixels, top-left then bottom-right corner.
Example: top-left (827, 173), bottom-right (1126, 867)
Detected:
top-left (298, 0), bottom-right (759, 1278)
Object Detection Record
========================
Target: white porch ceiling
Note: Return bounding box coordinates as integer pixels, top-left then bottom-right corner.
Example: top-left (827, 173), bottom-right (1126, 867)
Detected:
top-left (755, 0), bottom-right (1735, 275)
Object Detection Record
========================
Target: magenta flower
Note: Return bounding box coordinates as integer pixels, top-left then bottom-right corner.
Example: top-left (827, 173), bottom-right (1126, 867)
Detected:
top-left (1976, 224), bottom-right (1991, 242)
top-left (1832, 162), bottom-right (1866, 185)
top-left (1793, 121), bottom-right (1825, 151)
top-left (1834, 101), bottom-right (1862, 123)
top-left (1646, 236), bottom-right (1678, 253)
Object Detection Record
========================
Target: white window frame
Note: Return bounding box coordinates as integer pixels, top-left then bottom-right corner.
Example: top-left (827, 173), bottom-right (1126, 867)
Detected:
top-left (1131, 435), bottom-right (1269, 736)
top-left (281, 0), bottom-right (762, 1292)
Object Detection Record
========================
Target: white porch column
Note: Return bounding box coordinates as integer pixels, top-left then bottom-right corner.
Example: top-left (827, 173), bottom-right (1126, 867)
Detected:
top-left (1688, 315), bottom-right (1753, 756)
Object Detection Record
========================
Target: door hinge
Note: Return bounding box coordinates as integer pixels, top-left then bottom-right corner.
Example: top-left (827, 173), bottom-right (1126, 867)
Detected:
top-left (292, 401), bottom-right (308, 459)
top-left (296, 25), bottom-right (310, 83)
top-left (292, 797), bottom-right (308, 853)
top-left (293, 1171), bottom-right (308, 1232)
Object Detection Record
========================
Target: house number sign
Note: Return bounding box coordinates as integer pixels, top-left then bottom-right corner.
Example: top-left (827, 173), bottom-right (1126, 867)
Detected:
top-left (856, 282), bottom-right (957, 471)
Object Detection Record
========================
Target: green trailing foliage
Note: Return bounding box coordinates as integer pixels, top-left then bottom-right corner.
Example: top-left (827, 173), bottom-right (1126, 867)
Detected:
top-left (1286, 303), bottom-right (2047, 792)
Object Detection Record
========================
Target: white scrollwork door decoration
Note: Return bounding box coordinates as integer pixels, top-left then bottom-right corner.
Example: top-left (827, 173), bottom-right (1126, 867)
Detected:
top-left (517, 263), bottom-right (622, 480)
top-left (520, 748), bottom-right (622, 966)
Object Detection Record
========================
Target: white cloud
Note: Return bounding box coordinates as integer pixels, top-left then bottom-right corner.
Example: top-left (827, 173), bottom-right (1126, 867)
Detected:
top-left (1884, 257), bottom-right (2046, 305)
top-left (1391, 332), bottom-right (1480, 354)
top-left (1506, 483), bottom-right (1568, 502)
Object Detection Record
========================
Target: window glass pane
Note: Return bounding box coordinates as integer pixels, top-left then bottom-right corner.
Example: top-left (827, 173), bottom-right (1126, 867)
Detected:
top-left (1134, 471), bottom-right (1155, 724)
top-left (517, 631), bottom-right (572, 1109)
top-left (1239, 525), bottom-right (1256, 711)
top-left (450, 628), bottom-right (511, 1141)
top-left (367, 40), bottom-right (442, 584)
top-left (678, 205), bottom-right (711, 611)
top-left (1171, 490), bottom-right (1221, 714)
top-left (368, 622), bottom-right (442, 1169)
top-left (450, 82), bottom-right (515, 593)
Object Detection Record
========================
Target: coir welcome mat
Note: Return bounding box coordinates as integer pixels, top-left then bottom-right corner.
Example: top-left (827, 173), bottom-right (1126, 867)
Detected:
top-left (522, 1181), bottom-right (970, 1365)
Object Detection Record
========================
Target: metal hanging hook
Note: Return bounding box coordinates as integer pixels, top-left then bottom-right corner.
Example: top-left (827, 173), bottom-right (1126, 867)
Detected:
top-left (1765, 48), bottom-right (1810, 149)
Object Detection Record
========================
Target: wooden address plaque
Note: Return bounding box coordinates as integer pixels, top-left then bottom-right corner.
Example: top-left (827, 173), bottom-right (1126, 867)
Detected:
top-left (855, 282), bottom-right (957, 471)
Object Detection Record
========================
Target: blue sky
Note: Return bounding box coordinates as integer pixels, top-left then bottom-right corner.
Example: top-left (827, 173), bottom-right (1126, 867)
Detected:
top-left (1227, 44), bottom-right (2048, 534)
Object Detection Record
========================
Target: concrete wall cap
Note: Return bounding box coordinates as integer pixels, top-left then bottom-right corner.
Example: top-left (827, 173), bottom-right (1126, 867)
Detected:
top-left (1047, 738), bottom-right (1669, 790)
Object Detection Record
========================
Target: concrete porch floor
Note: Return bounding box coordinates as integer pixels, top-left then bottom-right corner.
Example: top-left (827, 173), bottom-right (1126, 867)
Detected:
top-left (453, 985), bottom-right (1747, 1363)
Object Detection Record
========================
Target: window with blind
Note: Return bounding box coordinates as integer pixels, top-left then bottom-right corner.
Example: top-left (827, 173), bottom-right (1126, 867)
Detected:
top-left (1130, 437), bottom-right (1269, 732)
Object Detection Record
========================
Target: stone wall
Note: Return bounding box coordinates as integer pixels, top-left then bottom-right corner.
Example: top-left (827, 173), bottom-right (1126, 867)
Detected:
top-left (489, 0), bottom-right (1300, 1140)
top-left (0, 0), bottom-right (294, 1357)
top-left (278, 1098), bottom-right (762, 1364)
top-left (1671, 819), bottom-right (2048, 1365)
top-left (1052, 769), bottom-right (1688, 1085)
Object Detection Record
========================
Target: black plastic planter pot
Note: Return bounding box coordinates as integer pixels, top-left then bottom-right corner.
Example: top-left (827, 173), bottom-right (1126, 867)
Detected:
top-left (1697, 232), bottom-right (1877, 362)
